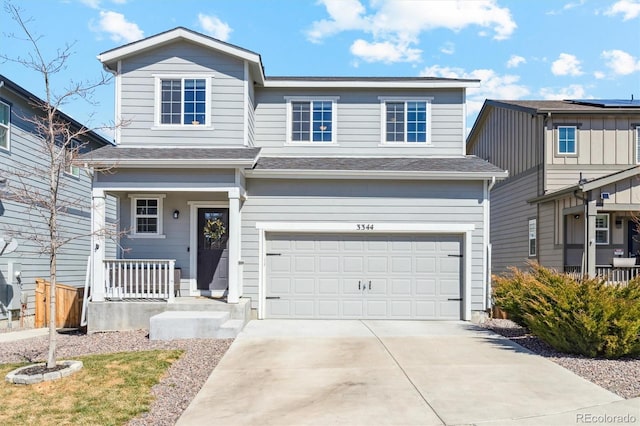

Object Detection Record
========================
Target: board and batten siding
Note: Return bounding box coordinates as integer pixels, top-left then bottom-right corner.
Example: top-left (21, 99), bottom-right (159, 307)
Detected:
top-left (118, 41), bottom-right (246, 146)
top-left (240, 178), bottom-right (487, 312)
top-left (468, 107), bottom-right (544, 178)
top-left (545, 116), bottom-right (639, 192)
top-left (254, 88), bottom-right (465, 156)
top-left (489, 170), bottom-right (539, 274)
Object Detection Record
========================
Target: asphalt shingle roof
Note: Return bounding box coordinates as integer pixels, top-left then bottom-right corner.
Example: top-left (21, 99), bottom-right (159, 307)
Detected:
top-left (488, 99), bottom-right (640, 113)
top-left (254, 156), bottom-right (505, 174)
top-left (81, 146), bottom-right (261, 161)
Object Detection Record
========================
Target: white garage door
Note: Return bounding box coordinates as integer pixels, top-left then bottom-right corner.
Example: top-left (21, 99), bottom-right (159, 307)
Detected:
top-left (265, 233), bottom-right (463, 319)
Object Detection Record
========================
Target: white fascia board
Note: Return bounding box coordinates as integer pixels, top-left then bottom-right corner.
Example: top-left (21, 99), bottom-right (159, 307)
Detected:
top-left (256, 221), bottom-right (475, 233)
top-left (264, 80), bottom-right (480, 89)
top-left (98, 28), bottom-right (262, 69)
top-left (245, 169), bottom-right (509, 180)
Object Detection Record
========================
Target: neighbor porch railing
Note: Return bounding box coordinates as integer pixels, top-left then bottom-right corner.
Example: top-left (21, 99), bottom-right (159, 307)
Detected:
top-left (104, 259), bottom-right (176, 301)
top-left (564, 265), bottom-right (640, 285)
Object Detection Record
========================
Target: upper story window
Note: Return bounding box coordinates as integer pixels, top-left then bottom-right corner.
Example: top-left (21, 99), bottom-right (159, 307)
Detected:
top-left (129, 194), bottom-right (166, 238)
top-left (64, 139), bottom-right (80, 178)
top-left (528, 218), bottom-right (537, 256)
top-left (557, 126), bottom-right (577, 155)
top-left (285, 97), bottom-right (338, 144)
top-left (155, 76), bottom-right (212, 127)
top-left (379, 97), bottom-right (432, 144)
top-left (0, 100), bottom-right (10, 151)
top-left (635, 127), bottom-right (640, 164)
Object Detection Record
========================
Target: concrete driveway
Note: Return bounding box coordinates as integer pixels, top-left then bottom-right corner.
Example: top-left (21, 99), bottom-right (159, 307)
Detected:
top-left (177, 320), bottom-right (639, 426)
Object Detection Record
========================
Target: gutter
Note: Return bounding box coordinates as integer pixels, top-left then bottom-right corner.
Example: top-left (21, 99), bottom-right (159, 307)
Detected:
top-left (245, 169), bottom-right (509, 181)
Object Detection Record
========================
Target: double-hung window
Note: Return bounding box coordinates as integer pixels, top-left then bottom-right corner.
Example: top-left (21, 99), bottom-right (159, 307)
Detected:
top-left (595, 214), bottom-right (609, 245)
top-left (528, 219), bottom-right (537, 256)
top-left (286, 97), bottom-right (337, 143)
top-left (129, 195), bottom-right (165, 237)
top-left (0, 100), bottom-right (10, 151)
top-left (380, 98), bottom-right (431, 144)
top-left (156, 76), bottom-right (211, 126)
top-left (557, 126), bottom-right (577, 155)
top-left (636, 127), bottom-right (640, 164)
top-left (64, 140), bottom-right (81, 178)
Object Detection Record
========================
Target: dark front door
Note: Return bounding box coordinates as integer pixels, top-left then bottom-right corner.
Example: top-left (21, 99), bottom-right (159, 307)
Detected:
top-left (197, 208), bottom-right (229, 292)
top-left (628, 220), bottom-right (640, 262)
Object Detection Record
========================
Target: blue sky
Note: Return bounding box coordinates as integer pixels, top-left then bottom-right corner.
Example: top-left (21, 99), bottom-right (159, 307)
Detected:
top-left (2, 0), bottom-right (640, 138)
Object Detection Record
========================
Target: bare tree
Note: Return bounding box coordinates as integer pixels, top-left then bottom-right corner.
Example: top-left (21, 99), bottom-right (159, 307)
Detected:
top-left (2, 2), bottom-right (116, 368)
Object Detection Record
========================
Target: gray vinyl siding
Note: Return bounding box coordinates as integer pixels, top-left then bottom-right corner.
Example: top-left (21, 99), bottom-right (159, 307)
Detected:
top-left (95, 168), bottom-right (236, 186)
top-left (254, 88), bottom-right (465, 156)
top-left (537, 201), bottom-right (563, 271)
top-left (467, 107), bottom-right (544, 178)
top-left (241, 178), bottom-right (486, 311)
top-left (545, 116), bottom-right (640, 192)
top-left (0, 92), bottom-right (104, 319)
top-left (118, 41), bottom-right (246, 146)
top-left (489, 170), bottom-right (539, 274)
top-left (115, 191), bottom-right (229, 280)
top-left (247, 76), bottom-right (255, 147)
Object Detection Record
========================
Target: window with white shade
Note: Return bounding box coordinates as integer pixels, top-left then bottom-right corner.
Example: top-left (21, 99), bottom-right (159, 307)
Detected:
top-left (0, 100), bottom-right (10, 151)
top-left (528, 219), bottom-right (537, 256)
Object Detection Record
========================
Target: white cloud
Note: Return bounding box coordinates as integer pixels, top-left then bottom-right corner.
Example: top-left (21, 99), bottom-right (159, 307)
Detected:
top-left (96, 11), bottom-right (143, 43)
top-left (539, 84), bottom-right (588, 100)
top-left (350, 39), bottom-right (421, 63)
top-left (307, 0), bottom-right (516, 63)
top-left (601, 49), bottom-right (640, 75)
top-left (419, 65), bottom-right (529, 118)
top-left (80, 0), bottom-right (101, 8)
top-left (551, 53), bottom-right (583, 76)
top-left (594, 71), bottom-right (606, 79)
top-left (198, 14), bottom-right (232, 41)
top-left (604, 0), bottom-right (640, 20)
top-left (506, 55), bottom-right (525, 68)
top-left (440, 42), bottom-right (455, 55)
top-left (546, 0), bottom-right (586, 15)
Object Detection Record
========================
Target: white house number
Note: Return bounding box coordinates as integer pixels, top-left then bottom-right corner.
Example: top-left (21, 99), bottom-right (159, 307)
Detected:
top-left (356, 224), bottom-right (374, 230)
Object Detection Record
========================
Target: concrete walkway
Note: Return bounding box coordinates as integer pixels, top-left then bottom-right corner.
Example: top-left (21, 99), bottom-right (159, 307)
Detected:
top-left (177, 320), bottom-right (640, 426)
top-left (0, 328), bottom-right (49, 342)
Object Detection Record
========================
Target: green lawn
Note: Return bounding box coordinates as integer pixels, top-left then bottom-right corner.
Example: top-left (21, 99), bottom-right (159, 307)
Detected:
top-left (0, 350), bottom-right (182, 426)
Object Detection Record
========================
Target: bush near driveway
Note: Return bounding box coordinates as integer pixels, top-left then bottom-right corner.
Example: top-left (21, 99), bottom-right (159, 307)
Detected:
top-left (493, 263), bottom-right (640, 359)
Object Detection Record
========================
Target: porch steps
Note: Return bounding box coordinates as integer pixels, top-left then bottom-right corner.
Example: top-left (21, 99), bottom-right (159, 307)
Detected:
top-left (149, 311), bottom-right (246, 340)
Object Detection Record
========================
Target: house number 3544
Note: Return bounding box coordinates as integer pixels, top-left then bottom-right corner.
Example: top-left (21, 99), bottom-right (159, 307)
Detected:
top-left (356, 224), bottom-right (374, 230)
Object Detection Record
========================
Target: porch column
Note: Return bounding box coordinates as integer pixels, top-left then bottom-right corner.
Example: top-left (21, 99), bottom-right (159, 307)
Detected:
top-left (227, 190), bottom-right (240, 304)
top-left (91, 188), bottom-right (106, 302)
top-left (586, 199), bottom-right (597, 277)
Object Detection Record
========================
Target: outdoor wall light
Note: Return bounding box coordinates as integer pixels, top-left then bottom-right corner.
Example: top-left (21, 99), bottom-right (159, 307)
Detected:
top-left (574, 214), bottom-right (580, 219)
top-left (173, 210), bottom-right (180, 219)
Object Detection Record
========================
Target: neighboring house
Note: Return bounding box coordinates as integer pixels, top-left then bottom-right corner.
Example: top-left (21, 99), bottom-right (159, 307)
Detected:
top-left (84, 27), bottom-right (506, 331)
top-left (0, 74), bottom-right (115, 327)
top-left (467, 99), bottom-right (640, 281)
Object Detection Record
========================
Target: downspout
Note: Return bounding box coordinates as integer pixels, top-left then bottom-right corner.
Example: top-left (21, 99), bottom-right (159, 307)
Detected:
top-left (485, 175), bottom-right (497, 314)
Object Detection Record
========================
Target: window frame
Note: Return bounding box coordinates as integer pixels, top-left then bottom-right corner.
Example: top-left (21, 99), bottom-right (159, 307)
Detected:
top-left (284, 96), bottom-right (339, 145)
top-left (379, 97), bottom-right (433, 145)
top-left (556, 125), bottom-right (577, 155)
top-left (153, 75), bottom-right (213, 128)
top-left (0, 99), bottom-right (11, 152)
top-left (528, 218), bottom-right (537, 257)
top-left (128, 194), bottom-right (166, 238)
top-left (595, 213), bottom-right (609, 245)
top-left (635, 126), bottom-right (640, 164)
top-left (64, 139), bottom-right (81, 178)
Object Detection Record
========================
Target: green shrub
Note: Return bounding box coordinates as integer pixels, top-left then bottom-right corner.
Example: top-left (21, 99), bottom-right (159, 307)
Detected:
top-left (493, 263), bottom-right (640, 358)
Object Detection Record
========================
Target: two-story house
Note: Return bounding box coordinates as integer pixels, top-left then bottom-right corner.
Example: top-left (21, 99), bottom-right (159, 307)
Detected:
top-left (84, 27), bottom-right (506, 332)
top-left (467, 99), bottom-right (640, 282)
top-left (0, 74), bottom-right (114, 328)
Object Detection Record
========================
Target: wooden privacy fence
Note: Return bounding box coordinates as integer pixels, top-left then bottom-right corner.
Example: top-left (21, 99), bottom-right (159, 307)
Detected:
top-left (35, 279), bottom-right (84, 328)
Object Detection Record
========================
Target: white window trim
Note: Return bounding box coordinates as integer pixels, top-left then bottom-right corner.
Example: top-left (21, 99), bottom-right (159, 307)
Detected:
top-left (0, 100), bottom-right (10, 152)
top-left (64, 139), bottom-right (81, 178)
top-left (635, 127), bottom-right (640, 164)
top-left (284, 96), bottom-right (339, 145)
top-left (595, 213), bottom-right (609, 245)
top-left (128, 194), bottom-right (166, 238)
top-left (153, 74), bottom-right (214, 129)
top-left (379, 96), bottom-right (433, 145)
top-left (557, 125), bottom-right (577, 155)
top-left (528, 218), bottom-right (537, 257)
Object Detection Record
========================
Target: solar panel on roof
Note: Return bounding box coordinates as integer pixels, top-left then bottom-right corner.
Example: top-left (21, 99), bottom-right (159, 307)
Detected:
top-left (569, 99), bottom-right (640, 107)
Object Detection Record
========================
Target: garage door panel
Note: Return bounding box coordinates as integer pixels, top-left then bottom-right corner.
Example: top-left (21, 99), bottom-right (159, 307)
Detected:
top-left (266, 233), bottom-right (462, 320)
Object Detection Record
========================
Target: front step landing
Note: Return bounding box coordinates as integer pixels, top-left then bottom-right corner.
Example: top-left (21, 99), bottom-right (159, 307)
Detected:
top-left (149, 311), bottom-right (243, 340)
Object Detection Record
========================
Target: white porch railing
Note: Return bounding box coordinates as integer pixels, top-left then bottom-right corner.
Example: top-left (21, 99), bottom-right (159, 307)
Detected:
top-left (104, 259), bottom-right (176, 301)
top-left (564, 265), bottom-right (640, 285)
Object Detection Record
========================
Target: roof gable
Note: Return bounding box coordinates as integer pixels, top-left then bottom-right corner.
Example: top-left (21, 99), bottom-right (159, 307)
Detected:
top-left (98, 27), bottom-right (265, 84)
